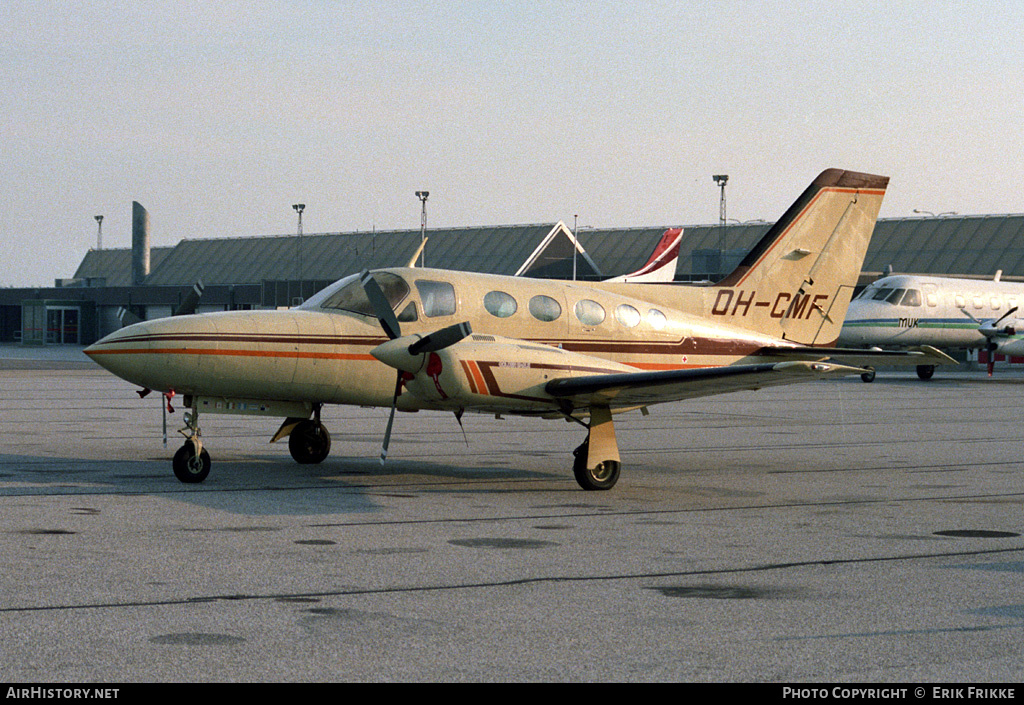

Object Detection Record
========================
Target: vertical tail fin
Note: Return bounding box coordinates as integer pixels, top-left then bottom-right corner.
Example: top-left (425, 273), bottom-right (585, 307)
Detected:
top-left (711, 169), bottom-right (888, 345)
top-left (605, 228), bottom-right (683, 283)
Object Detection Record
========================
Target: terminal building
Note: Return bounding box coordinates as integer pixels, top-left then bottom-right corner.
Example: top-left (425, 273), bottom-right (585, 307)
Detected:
top-left (3, 201), bottom-right (1024, 347)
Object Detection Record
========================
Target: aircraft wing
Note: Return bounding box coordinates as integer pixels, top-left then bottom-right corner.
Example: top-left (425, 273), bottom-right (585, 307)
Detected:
top-left (545, 360), bottom-right (864, 409)
top-left (758, 344), bottom-right (957, 368)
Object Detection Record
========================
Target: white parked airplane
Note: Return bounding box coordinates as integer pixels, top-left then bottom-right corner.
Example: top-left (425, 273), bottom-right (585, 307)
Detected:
top-left (86, 168), bottom-right (949, 490)
top-left (838, 272), bottom-right (1024, 379)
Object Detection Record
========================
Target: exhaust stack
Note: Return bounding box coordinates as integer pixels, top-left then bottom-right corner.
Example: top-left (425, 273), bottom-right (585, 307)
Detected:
top-left (132, 201), bottom-right (150, 286)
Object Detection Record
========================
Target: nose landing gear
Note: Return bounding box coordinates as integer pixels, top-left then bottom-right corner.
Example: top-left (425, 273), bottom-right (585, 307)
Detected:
top-left (172, 408), bottom-right (210, 483)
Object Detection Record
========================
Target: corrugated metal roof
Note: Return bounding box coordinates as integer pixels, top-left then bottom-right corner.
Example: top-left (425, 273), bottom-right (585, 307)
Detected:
top-left (69, 214), bottom-right (1024, 289)
top-left (72, 247), bottom-right (174, 286)
top-left (142, 224), bottom-right (564, 287)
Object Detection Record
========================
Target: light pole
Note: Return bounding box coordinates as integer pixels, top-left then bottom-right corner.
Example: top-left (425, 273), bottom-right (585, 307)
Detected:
top-left (713, 175), bottom-right (728, 274)
top-left (416, 191), bottom-right (429, 267)
top-left (94, 215), bottom-right (103, 250)
top-left (292, 204), bottom-right (305, 297)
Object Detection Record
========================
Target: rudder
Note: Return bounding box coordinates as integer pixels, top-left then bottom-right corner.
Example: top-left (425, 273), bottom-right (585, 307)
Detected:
top-left (710, 169), bottom-right (888, 346)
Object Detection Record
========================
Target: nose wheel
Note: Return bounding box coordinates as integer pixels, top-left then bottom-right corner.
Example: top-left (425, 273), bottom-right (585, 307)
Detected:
top-left (173, 440), bottom-right (211, 483)
top-left (172, 408), bottom-right (210, 483)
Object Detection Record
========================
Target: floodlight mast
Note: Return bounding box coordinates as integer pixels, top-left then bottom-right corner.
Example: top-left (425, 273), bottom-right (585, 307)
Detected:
top-left (416, 191), bottom-right (429, 267)
top-left (713, 175), bottom-right (728, 273)
top-left (292, 204), bottom-right (305, 291)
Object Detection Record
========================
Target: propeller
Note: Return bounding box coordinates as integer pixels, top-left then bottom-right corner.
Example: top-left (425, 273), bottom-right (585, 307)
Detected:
top-left (358, 270), bottom-right (472, 464)
top-left (173, 280), bottom-right (205, 316)
top-left (976, 307), bottom-right (1019, 377)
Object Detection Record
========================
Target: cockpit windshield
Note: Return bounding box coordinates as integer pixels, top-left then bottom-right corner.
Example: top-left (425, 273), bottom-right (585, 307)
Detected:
top-left (303, 272), bottom-right (410, 317)
top-left (864, 286), bottom-right (921, 306)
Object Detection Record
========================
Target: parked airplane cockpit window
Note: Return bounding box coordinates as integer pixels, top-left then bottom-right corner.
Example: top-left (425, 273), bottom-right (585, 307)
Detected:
top-left (872, 287), bottom-right (894, 301)
top-left (885, 288), bottom-right (907, 304)
top-left (484, 291), bottom-right (518, 318)
top-left (416, 280), bottom-right (457, 317)
top-left (900, 289), bottom-right (922, 306)
top-left (615, 304), bottom-right (641, 328)
top-left (574, 299), bottom-right (606, 326)
top-left (529, 295), bottom-right (562, 322)
top-left (319, 272), bottom-right (410, 317)
top-left (647, 309), bottom-right (667, 330)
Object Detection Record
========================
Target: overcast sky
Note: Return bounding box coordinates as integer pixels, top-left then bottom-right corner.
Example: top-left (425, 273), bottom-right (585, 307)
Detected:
top-left (3, 1), bottom-right (1023, 286)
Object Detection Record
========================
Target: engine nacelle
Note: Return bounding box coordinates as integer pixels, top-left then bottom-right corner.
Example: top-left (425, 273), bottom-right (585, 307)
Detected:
top-left (401, 334), bottom-right (636, 413)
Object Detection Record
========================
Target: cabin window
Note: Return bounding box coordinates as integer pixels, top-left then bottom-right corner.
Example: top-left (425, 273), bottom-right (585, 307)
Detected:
top-left (900, 289), bottom-right (922, 307)
top-left (416, 280), bottom-right (457, 317)
top-left (991, 296), bottom-right (1002, 310)
top-left (647, 309), bottom-right (667, 330)
top-left (615, 304), bottom-right (641, 328)
top-left (973, 295), bottom-right (984, 310)
top-left (574, 299), bottom-right (606, 326)
top-left (954, 294), bottom-right (966, 308)
top-left (320, 272), bottom-right (409, 317)
top-left (397, 301), bottom-right (418, 322)
top-left (483, 291), bottom-right (518, 318)
top-left (529, 295), bottom-right (562, 322)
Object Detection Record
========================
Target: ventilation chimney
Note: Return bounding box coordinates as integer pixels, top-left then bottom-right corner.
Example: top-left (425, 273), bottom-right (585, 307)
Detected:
top-left (132, 201), bottom-right (150, 285)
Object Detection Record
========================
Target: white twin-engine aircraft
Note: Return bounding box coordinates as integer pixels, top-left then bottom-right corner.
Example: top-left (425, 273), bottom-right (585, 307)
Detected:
top-left (839, 272), bottom-right (1024, 379)
top-left (86, 169), bottom-right (950, 490)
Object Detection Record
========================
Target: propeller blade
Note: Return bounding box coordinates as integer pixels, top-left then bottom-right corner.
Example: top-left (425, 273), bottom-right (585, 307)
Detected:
top-left (959, 307), bottom-right (983, 325)
top-left (173, 280), bottom-right (205, 316)
top-left (117, 306), bottom-right (142, 327)
top-left (380, 371), bottom-right (403, 465)
top-left (994, 306), bottom-right (1019, 326)
top-left (359, 270), bottom-right (401, 340)
top-left (408, 322), bottom-right (472, 355)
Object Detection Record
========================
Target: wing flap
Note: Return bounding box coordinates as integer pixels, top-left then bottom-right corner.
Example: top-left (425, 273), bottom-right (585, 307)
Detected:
top-left (545, 360), bottom-right (865, 408)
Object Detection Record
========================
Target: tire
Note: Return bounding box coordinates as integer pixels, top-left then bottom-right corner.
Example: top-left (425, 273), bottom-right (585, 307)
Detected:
top-left (173, 443), bottom-right (211, 483)
top-left (288, 420), bottom-right (331, 464)
top-left (572, 441), bottom-right (621, 491)
top-left (916, 365), bottom-right (935, 380)
top-left (860, 366), bottom-right (876, 383)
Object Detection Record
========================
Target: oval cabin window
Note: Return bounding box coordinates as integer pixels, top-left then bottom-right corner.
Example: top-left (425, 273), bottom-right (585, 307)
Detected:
top-left (574, 299), bottom-right (606, 326)
top-left (484, 291), bottom-right (518, 318)
top-left (615, 304), bottom-right (641, 328)
top-left (529, 295), bottom-right (562, 322)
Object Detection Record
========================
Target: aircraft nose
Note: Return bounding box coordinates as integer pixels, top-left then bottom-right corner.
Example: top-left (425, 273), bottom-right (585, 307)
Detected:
top-left (84, 320), bottom-right (155, 381)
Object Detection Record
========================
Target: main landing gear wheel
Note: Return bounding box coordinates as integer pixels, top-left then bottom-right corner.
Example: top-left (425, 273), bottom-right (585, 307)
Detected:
top-left (572, 441), bottom-right (621, 491)
top-left (288, 419), bottom-right (331, 464)
top-left (916, 364), bottom-right (935, 380)
top-left (860, 366), bottom-right (876, 383)
top-left (173, 442), bottom-right (211, 483)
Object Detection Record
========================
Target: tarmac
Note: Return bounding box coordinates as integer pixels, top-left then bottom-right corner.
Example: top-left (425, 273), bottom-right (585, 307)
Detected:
top-left (2, 343), bottom-right (1024, 683)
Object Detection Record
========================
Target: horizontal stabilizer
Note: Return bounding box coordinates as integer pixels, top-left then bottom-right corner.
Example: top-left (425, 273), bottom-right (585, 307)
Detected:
top-left (760, 344), bottom-right (957, 367)
top-left (545, 360), bottom-right (864, 409)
